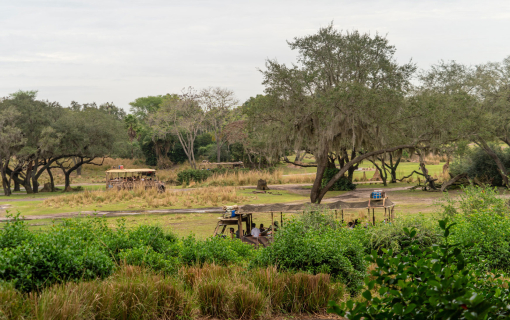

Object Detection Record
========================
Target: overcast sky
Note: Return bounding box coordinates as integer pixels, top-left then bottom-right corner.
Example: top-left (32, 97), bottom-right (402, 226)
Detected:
top-left (1, 0), bottom-right (509, 111)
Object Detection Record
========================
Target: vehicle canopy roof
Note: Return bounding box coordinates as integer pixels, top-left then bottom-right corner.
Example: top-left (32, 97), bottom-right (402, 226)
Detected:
top-left (106, 169), bottom-right (156, 173)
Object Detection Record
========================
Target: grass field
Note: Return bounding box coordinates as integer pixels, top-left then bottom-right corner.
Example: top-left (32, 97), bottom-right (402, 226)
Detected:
top-left (0, 155), bottom-right (455, 240)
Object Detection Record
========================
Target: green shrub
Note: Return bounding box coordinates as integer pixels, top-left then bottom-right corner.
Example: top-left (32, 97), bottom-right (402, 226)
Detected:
top-left (450, 145), bottom-right (510, 186)
top-left (438, 186), bottom-right (510, 271)
top-left (329, 218), bottom-right (510, 319)
top-left (119, 246), bottom-right (180, 274)
top-left (321, 168), bottom-right (356, 191)
top-left (364, 214), bottom-right (441, 255)
top-left (0, 226), bottom-right (115, 291)
top-left (0, 212), bottom-right (34, 249)
top-left (181, 235), bottom-right (254, 266)
top-left (252, 218), bottom-right (366, 294)
top-left (0, 215), bottom-right (180, 291)
top-left (177, 169), bottom-right (213, 185)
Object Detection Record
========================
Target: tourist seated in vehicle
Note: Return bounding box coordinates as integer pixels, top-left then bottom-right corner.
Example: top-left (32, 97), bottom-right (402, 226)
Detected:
top-left (251, 223), bottom-right (260, 238)
top-left (229, 228), bottom-right (235, 239)
top-left (347, 221), bottom-right (354, 229)
top-left (259, 224), bottom-right (265, 232)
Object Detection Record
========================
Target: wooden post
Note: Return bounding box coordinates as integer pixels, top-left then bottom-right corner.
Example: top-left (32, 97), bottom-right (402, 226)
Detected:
top-left (372, 208), bottom-right (375, 226)
top-left (342, 209), bottom-right (344, 222)
top-left (280, 212), bottom-right (283, 227)
top-left (271, 211), bottom-right (274, 233)
top-left (335, 210), bottom-right (337, 220)
top-left (237, 214), bottom-right (243, 238)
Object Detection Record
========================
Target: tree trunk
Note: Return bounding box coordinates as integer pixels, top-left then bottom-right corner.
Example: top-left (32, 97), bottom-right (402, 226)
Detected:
top-left (418, 155), bottom-right (437, 190)
top-left (31, 159), bottom-right (39, 194)
top-left (64, 172), bottom-right (71, 190)
top-left (13, 176), bottom-right (20, 192)
top-left (384, 152), bottom-right (402, 183)
top-left (477, 138), bottom-right (509, 188)
top-left (47, 168), bottom-right (55, 191)
top-left (369, 158), bottom-right (387, 186)
top-left (216, 133), bottom-right (221, 163)
top-left (441, 173), bottom-right (468, 192)
top-left (1, 165), bottom-right (11, 196)
top-left (310, 153), bottom-right (328, 203)
top-left (24, 164), bottom-right (34, 194)
top-left (295, 150), bottom-right (303, 162)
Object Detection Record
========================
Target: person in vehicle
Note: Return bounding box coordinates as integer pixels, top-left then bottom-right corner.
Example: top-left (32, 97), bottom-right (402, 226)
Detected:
top-left (259, 224), bottom-right (265, 232)
top-left (251, 223), bottom-right (260, 238)
top-left (229, 228), bottom-right (235, 239)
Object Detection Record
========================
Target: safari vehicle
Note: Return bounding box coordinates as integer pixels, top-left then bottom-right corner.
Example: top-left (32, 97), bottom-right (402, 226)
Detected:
top-left (213, 211), bottom-right (281, 248)
top-left (105, 168), bottom-right (165, 192)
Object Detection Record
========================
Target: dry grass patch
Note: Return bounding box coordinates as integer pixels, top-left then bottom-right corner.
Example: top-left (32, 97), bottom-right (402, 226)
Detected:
top-left (43, 186), bottom-right (253, 209)
top-left (199, 170), bottom-right (315, 187)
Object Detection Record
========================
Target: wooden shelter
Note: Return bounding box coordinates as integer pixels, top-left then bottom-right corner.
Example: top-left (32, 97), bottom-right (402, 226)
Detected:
top-left (105, 168), bottom-right (165, 191)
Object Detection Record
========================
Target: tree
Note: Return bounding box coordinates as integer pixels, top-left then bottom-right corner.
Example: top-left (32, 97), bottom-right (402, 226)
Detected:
top-left (201, 87), bottom-right (240, 162)
top-left (47, 107), bottom-right (124, 189)
top-left (419, 58), bottom-right (510, 188)
top-left (0, 91), bottom-right (64, 194)
top-left (0, 107), bottom-right (25, 196)
top-left (129, 94), bottom-right (179, 168)
top-left (150, 88), bottom-right (205, 169)
top-left (250, 24), bottom-right (417, 203)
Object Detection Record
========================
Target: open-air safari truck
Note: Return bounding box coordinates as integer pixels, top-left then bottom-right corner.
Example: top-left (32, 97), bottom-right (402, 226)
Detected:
top-left (213, 206), bottom-right (279, 248)
top-left (105, 168), bottom-right (166, 192)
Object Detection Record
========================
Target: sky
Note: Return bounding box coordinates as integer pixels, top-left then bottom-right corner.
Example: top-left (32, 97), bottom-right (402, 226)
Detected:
top-left (1, 0), bottom-right (509, 112)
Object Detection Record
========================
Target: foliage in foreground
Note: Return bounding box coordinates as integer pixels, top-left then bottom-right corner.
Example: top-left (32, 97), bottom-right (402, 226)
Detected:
top-left (442, 186), bottom-right (510, 272)
top-left (0, 264), bottom-right (342, 320)
top-left (0, 213), bottom-right (253, 292)
top-left (329, 218), bottom-right (510, 319)
top-left (252, 207), bottom-right (367, 294)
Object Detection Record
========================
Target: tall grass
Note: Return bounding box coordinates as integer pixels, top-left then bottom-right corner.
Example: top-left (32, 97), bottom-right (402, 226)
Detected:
top-left (2, 264), bottom-right (344, 320)
top-left (43, 186), bottom-right (252, 209)
top-left (198, 170), bottom-right (316, 187)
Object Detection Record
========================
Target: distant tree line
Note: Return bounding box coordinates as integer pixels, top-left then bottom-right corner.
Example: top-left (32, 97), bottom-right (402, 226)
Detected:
top-left (0, 91), bottom-right (130, 195)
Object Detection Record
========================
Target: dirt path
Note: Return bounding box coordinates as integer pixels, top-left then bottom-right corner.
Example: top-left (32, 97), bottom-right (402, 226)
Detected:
top-left (0, 184), bottom-right (414, 222)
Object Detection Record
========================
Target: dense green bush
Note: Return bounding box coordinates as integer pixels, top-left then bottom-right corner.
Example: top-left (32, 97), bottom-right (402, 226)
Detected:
top-left (118, 246), bottom-right (180, 274)
top-left (363, 214), bottom-right (441, 255)
top-left (443, 186), bottom-right (510, 271)
top-left (252, 218), bottom-right (366, 294)
top-left (450, 145), bottom-right (510, 186)
top-left (0, 212), bottom-right (34, 249)
top-left (177, 169), bottom-right (214, 185)
top-left (181, 235), bottom-right (254, 266)
top-left (0, 220), bottom-right (115, 291)
top-left (329, 219), bottom-right (510, 319)
top-left (321, 168), bottom-right (356, 191)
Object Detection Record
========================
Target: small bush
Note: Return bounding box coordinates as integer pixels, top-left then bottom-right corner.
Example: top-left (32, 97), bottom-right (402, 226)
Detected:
top-left (446, 186), bottom-right (510, 271)
top-left (119, 246), bottom-right (180, 274)
top-left (252, 216), bottom-right (366, 294)
top-left (321, 168), bottom-right (356, 191)
top-left (181, 235), bottom-right (254, 266)
top-left (0, 212), bottom-right (34, 249)
top-left (363, 214), bottom-right (441, 255)
top-left (450, 145), bottom-right (510, 186)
